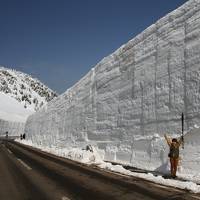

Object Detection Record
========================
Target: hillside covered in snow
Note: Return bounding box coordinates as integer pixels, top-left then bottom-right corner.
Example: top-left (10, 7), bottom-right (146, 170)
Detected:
top-left (0, 66), bottom-right (57, 112)
top-left (25, 0), bottom-right (200, 182)
top-left (0, 66), bottom-right (57, 135)
top-left (0, 91), bottom-right (33, 123)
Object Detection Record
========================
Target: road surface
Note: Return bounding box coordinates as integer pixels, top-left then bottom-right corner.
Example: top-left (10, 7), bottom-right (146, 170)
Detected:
top-left (0, 140), bottom-right (199, 200)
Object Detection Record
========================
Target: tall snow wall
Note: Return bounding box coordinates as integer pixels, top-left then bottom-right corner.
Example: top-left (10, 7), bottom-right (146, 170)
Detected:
top-left (0, 119), bottom-right (25, 136)
top-left (25, 0), bottom-right (200, 172)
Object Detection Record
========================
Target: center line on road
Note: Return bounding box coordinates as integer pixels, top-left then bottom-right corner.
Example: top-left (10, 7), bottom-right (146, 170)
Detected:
top-left (7, 149), bottom-right (13, 154)
top-left (17, 159), bottom-right (32, 170)
top-left (62, 196), bottom-right (71, 200)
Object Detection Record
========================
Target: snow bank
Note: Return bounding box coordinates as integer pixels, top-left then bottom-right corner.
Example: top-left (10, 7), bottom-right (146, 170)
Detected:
top-left (25, 0), bottom-right (200, 187)
top-left (16, 139), bottom-right (104, 165)
top-left (16, 139), bottom-right (200, 193)
top-left (0, 92), bottom-right (34, 123)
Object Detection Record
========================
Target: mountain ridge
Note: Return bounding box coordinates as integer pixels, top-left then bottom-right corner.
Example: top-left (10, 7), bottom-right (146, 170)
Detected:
top-left (0, 66), bottom-right (57, 112)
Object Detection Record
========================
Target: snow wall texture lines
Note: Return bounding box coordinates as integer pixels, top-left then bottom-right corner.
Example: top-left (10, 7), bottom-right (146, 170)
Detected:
top-left (0, 119), bottom-right (25, 136)
top-left (25, 0), bottom-right (200, 173)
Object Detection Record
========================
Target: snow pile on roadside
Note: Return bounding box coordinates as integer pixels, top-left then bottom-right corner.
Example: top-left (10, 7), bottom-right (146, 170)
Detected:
top-left (98, 162), bottom-right (200, 193)
top-left (15, 139), bottom-right (104, 165)
top-left (16, 139), bottom-right (200, 193)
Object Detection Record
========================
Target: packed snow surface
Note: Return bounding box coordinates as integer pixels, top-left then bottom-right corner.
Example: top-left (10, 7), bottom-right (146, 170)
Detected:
top-left (24, 0), bottom-right (200, 191)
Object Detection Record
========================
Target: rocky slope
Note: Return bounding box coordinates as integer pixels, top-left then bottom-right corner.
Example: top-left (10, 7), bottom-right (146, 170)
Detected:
top-left (0, 66), bottom-right (57, 111)
top-left (0, 66), bottom-right (57, 135)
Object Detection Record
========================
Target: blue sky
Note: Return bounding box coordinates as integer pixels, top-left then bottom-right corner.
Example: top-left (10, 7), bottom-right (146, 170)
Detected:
top-left (0, 0), bottom-right (187, 93)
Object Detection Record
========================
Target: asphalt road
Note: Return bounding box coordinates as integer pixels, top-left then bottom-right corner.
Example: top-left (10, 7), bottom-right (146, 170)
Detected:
top-left (0, 140), bottom-right (199, 200)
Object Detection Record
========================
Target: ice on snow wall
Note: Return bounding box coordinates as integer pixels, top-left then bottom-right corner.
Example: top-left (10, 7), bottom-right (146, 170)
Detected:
top-left (25, 0), bottom-right (200, 172)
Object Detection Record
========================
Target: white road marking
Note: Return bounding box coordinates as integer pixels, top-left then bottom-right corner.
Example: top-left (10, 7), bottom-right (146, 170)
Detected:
top-left (7, 149), bottom-right (13, 154)
top-left (62, 196), bottom-right (71, 200)
top-left (17, 159), bottom-right (32, 170)
top-left (154, 184), bottom-right (169, 189)
top-left (191, 195), bottom-right (200, 200)
top-left (150, 182), bottom-right (182, 192)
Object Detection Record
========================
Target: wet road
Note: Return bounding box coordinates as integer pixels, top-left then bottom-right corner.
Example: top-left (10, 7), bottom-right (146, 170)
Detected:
top-left (0, 140), bottom-right (199, 200)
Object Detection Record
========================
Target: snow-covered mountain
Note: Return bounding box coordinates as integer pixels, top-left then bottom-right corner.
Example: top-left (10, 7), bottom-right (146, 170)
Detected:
top-left (0, 66), bottom-right (57, 112)
top-left (0, 66), bottom-right (57, 135)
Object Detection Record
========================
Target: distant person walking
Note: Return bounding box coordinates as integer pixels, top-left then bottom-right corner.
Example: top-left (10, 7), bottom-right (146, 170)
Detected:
top-left (5, 131), bottom-right (8, 139)
top-left (164, 134), bottom-right (183, 178)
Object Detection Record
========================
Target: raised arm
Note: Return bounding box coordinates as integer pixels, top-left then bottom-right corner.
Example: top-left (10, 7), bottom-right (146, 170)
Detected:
top-left (177, 135), bottom-right (184, 146)
top-left (164, 134), bottom-right (171, 146)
